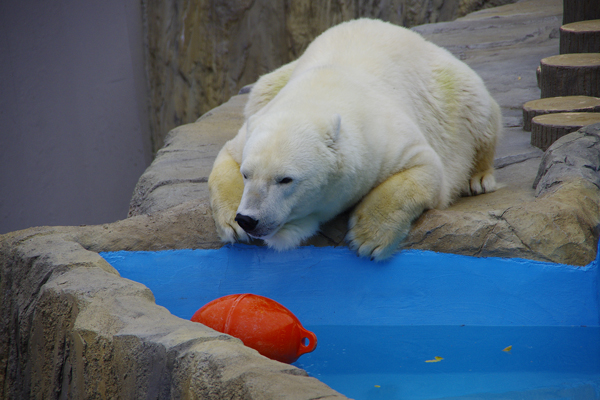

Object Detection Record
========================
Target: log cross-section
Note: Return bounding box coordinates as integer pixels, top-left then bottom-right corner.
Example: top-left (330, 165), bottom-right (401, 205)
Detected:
top-left (522, 96), bottom-right (600, 131)
top-left (531, 112), bottom-right (600, 151)
top-left (560, 19), bottom-right (600, 54)
top-left (539, 54), bottom-right (600, 98)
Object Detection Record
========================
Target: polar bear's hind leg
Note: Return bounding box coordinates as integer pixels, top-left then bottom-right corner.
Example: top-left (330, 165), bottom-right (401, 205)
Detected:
top-left (467, 102), bottom-right (500, 196)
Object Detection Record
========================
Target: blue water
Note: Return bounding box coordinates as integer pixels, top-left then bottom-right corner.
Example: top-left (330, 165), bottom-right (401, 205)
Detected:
top-left (101, 244), bottom-right (600, 399)
top-left (296, 325), bottom-right (600, 399)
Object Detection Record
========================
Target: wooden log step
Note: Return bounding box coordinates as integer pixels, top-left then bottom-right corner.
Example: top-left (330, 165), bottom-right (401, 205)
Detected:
top-left (522, 96), bottom-right (600, 131)
top-left (539, 53), bottom-right (600, 98)
top-left (560, 19), bottom-right (600, 54)
top-left (563, 0), bottom-right (600, 25)
top-left (531, 112), bottom-right (600, 151)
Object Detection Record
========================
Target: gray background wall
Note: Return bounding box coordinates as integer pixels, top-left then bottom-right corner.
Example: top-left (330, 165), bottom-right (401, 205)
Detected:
top-left (0, 0), bottom-right (152, 234)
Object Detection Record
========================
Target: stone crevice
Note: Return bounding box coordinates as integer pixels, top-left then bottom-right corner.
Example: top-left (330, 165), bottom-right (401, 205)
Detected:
top-left (146, 177), bottom-right (209, 197)
top-left (494, 151), bottom-right (542, 169)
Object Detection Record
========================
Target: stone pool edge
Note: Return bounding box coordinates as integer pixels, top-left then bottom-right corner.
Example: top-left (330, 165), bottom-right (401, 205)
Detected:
top-left (0, 228), bottom-right (348, 399)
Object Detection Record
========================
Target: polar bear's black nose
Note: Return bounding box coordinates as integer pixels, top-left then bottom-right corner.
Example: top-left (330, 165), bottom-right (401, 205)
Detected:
top-left (235, 213), bottom-right (259, 232)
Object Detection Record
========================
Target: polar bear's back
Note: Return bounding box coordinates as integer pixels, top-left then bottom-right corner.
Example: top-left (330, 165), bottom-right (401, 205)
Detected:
top-left (290, 18), bottom-right (500, 202)
top-left (293, 19), bottom-right (451, 87)
top-left (290, 18), bottom-right (492, 134)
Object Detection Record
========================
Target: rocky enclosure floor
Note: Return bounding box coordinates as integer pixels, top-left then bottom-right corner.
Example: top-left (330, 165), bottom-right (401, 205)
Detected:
top-left (129, 0), bottom-right (599, 265)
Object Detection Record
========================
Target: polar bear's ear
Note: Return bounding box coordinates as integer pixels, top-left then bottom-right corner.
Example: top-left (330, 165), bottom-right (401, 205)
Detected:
top-left (327, 114), bottom-right (341, 147)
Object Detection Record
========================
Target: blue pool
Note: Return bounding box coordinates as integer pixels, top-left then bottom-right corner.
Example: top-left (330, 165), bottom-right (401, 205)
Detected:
top-left (101, 245), bottom-right (600, 399)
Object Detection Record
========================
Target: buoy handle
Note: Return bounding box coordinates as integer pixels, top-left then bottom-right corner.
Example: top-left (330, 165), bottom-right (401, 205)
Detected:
top-left (297, 327), bottom-right (317, 357)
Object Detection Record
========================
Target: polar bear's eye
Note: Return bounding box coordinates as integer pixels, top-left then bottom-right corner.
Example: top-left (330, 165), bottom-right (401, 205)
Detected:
top-left (278, 177), bottom-right (293, 184)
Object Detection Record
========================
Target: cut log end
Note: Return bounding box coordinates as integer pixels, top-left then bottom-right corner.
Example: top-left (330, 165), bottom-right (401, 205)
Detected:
top-left (531, 112), bottom-right (600, 151)
top-left (539, 54), bottom-right (600, 98)
top-left (560, 19), bottom-right (600, 54)
top-left (522, 96), bottom-right (600, 131)
top-left (542, 53), bottom-right (600, 67)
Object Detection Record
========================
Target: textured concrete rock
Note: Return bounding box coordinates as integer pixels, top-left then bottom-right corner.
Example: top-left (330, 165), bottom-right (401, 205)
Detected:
top-left (0, 229), bottom-right (348, 399)
top-left (534, 123), bottom-right (600, 195)
top-left (128, 95), bottom-right (247, 217)
top-left (406, 176), bottom-right (600, 265)
top-left (144, 0), bottom-right (517, 152)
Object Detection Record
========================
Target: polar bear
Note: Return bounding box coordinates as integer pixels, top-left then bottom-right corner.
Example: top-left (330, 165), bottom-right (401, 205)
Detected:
top-left (208, 18), bottom-right (500, 260)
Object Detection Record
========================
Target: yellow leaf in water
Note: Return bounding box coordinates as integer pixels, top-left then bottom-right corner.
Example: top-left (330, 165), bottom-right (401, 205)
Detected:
top-left (503, 345), bottom-right (513, 352)
top-left (425, 356), bottom-right (444, 363)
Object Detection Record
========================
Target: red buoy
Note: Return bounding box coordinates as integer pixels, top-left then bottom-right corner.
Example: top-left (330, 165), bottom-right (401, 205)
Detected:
top-left (191, 293), bottom-right (317, 363)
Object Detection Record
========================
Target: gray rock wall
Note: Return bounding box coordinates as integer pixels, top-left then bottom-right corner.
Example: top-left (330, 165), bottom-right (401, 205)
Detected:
top-left (143, 0), bottom-right (517, 152)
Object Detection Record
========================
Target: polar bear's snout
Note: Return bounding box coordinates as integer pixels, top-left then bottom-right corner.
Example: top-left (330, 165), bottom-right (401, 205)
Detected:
top-left (235, 213), bottom-right (259, 233)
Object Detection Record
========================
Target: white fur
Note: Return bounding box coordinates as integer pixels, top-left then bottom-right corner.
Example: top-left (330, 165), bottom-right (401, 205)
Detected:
top-left (208, 19), bottom-right (500, 260)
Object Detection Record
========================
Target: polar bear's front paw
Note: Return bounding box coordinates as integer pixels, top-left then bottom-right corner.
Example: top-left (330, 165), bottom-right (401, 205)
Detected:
top-left (346, 166), bottom-right (437, 261)
top-left (346, 211), bottom-right (410, 262)
top-left (212, 208), bottom-right (250, 244)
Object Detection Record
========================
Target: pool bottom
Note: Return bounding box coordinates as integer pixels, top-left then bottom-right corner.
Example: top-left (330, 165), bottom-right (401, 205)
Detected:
top-left (293, 325), bottom-right (600, 400)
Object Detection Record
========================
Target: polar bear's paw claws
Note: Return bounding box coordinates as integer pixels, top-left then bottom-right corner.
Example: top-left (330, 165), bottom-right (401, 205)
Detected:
top-left (347, 233), bottom-right (399, 262)
top-left (468, 170), bottom-right (497, 196)
top-left (229, 224), bottom-right (250, 243)
top-left (356, 242), bottom-right (395, 262)
top-left (346, 216), bottom-right (406, 262)
top-left (215, 219), bottom-right (250, 244)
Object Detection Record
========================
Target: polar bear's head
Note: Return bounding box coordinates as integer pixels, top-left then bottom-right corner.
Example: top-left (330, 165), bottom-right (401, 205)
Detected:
top-left (235, 112), bottom-right (341, 250)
